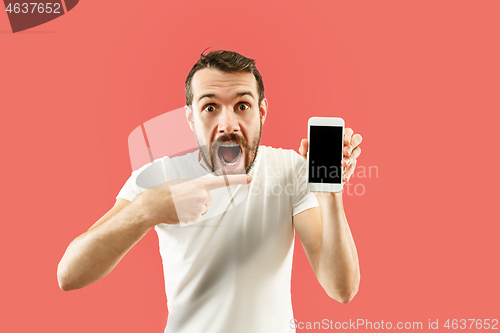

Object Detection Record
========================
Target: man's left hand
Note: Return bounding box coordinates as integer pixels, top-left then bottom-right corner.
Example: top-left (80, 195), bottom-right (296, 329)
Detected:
top-left (299, 127), bottom-right (363, 184)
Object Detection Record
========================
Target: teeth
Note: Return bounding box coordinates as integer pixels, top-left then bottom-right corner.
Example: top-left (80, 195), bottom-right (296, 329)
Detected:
top-left (219, 143), bottom-right (239, 147)
top-left (221, 157), bottom-right (239, 166)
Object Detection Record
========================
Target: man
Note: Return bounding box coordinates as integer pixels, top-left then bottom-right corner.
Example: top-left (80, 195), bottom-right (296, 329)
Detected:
top-left (57, 50), bottom-right (362, 333)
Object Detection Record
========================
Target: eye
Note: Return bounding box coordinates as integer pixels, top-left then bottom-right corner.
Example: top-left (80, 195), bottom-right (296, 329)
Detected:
top-left (203, 104), bottom-right (217, 113)
top-left (237, 103), bottom-right (250, 111)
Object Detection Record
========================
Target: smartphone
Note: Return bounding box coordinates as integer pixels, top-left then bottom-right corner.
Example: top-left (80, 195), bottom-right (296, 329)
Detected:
top-left (307, 117), bottom-right (344, 192)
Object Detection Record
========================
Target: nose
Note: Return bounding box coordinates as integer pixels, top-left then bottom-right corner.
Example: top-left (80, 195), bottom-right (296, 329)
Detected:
top-left (217, 107), bottom-right (240, 135)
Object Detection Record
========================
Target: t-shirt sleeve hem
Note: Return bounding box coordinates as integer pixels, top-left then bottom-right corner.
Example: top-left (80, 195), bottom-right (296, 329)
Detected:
top-left (116, 192), bottom-right (136, 202)
top-left (292, 192), bottom-right (319, 217)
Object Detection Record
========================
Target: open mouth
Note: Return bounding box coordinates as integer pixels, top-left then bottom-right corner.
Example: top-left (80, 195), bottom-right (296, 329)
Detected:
top-left (217, 143), bottom-right (242, 167)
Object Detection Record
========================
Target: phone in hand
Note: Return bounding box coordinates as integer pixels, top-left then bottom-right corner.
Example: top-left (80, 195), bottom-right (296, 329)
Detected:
top-left (307, 117), bottom-right (344, 192)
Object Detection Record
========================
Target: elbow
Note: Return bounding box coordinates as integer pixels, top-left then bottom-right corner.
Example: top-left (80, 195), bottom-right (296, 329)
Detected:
top-left (330, 289), bottom-right (357, 303)
top-left (58, 280), bottom-right (72, 292)
top-left (57, 267), bottom-right (70, 291)
top-left (327, 287), bottom-right (358, 303)
top-left (57, 262), bottom-right (77, 291)
top-left (58, 278), bottom-right (73, 292)
top-left (325, 279), bottom-right (360, 304)
top-left (328, 272), bottom-right (361, 303)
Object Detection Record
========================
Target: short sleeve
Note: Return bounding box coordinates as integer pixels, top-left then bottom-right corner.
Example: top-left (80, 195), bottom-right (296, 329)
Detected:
top-left (292, 153), bottom-right (319, 216)
top-left (116, 158), bottom-right (169, 202)
top-left (116, 169), bottom-right (143, 202)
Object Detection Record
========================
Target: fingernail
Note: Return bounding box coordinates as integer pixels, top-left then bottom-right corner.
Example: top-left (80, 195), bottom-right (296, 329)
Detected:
top-left (246, 175), bottom-right (252, 183)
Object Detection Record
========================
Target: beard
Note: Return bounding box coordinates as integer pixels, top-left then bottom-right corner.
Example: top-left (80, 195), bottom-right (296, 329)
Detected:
top-left (195, 119), bottom-right (262, 176)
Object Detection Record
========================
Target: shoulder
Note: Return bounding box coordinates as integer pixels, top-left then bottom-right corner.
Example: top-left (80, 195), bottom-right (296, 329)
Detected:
top-left (133, 150), bottom-right (197, 174)
top-left (133, 156), bottom-right (172, 189)
top-left (117, 151), bottom-right (200, 201)
top-left (259, 145), bottom-right (299, 156)
top-left (133, 150), bottom-right (195, 184)
top-left (168, 149), bottom-right (198, 166)
top-left (258, 145), bottom-right (303, 164)
top-left (256, 146), bottom-right (305, 178)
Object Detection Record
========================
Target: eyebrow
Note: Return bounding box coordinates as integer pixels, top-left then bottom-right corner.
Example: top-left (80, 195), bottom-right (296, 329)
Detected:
top-left (197, 91), bottom-right (255, 103)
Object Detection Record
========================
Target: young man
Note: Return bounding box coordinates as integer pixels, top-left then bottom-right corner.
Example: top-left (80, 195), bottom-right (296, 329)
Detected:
top-left (58, 50), bottom-right (362, 333)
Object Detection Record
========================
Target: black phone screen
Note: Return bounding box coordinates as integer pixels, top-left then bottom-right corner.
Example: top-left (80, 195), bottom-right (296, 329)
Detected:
top-left (308, 125), bottom-right (343, 184)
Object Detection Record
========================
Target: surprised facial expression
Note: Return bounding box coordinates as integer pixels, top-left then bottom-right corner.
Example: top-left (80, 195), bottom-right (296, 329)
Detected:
top-left (187, 68), bottom-right (267, 175)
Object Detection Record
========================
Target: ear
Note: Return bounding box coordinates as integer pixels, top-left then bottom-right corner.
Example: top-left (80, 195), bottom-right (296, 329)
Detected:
top-left (259, 98), bottom-right (268, 126)
top-left (185, 105), bottom-right (194, 132)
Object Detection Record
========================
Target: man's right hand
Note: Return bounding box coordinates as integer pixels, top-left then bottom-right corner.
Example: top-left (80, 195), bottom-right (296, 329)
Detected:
top-left (137, 174), bottom-right (252, 226)
top-left (57, 174), bottom-right (251, 291)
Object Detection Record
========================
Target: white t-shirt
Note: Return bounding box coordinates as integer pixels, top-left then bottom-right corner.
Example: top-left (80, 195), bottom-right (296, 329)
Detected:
top-left (117, 145), bottom-right (319, 333)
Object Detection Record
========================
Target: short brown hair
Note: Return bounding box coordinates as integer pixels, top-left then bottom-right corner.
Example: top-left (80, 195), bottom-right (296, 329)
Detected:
top-left (185, 50), bottom-right (265, 106)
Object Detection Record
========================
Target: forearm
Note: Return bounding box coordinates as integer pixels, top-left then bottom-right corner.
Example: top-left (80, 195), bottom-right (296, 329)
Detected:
top-left (57, 201), bottom-right (154, 291)
top-left (316, 192), bottom-right (360, 303)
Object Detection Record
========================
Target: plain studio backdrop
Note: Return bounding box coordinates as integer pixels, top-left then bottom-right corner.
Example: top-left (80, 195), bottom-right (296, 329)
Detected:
top-left (1, 1), bottom-right (499, 332)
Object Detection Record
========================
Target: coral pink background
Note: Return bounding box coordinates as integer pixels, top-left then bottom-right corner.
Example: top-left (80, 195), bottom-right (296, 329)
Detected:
top-left (1, 1), bottom-right (499, 332)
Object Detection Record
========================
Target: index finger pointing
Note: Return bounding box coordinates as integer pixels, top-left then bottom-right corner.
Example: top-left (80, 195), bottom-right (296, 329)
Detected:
top-left (203, 174), bottom-right (252, 191)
